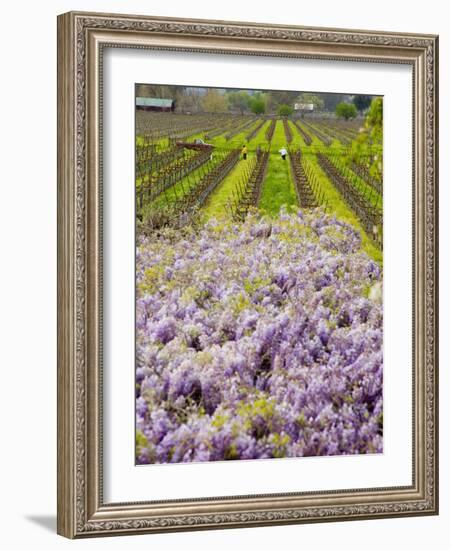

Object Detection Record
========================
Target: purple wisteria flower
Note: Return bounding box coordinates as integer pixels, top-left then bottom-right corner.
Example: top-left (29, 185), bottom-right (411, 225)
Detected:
top-left (135, 209), bottom-right (383, 464)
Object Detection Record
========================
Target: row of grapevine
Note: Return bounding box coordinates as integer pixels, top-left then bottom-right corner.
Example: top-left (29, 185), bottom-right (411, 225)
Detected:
top-left (291, 119), bottom-right (312, 145)
top-left (137, 147), bottom-right (213, 209)
top-left (224, 117), bottom-right (257, 140)
top-left (289, 150), bottom-right (318, 208)
top-left (136, 143), bottom-right (185, 176)
top-left (227, 152), bottom-right (270, 220)
top-left (301, 120), bottom-right (333, 146)
top-left (265, 120), bottom-right (276, 141)
top-left (139, 149), bottom-right (240, 230)
top-left (350, 160), bottom-right (383, 193)
top-left (327, 153), bottom-right (382, 207)
top-left (317, 153), bottom-right (382, 247)
top-left (245, 119), bottom-right (266, 142)
top-left (283, 119), bottom-right (293, 143)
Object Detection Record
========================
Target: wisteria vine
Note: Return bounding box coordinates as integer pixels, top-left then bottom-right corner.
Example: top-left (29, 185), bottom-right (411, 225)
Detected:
top-left (136, 208), bottom-right (383, 464)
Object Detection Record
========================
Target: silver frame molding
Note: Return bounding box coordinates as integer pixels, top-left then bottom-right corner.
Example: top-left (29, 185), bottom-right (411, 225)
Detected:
top-left (57, 11), bottom-right (439, 539)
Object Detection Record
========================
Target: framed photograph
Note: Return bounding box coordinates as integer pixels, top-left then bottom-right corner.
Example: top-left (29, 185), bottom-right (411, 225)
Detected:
top-left (57, 11), bottom-right (439, 538)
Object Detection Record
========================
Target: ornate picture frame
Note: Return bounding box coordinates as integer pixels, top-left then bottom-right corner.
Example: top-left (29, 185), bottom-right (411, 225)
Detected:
top-left (57, 11), bottom-right (438, 538)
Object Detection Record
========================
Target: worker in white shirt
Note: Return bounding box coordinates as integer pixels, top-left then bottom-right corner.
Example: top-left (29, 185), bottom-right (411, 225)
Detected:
top-left (279, 147), bottom-right (287, 160)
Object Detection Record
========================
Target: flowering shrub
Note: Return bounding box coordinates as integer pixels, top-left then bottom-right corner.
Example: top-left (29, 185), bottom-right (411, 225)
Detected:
top-left (136, 209), bottom-right (383, 464)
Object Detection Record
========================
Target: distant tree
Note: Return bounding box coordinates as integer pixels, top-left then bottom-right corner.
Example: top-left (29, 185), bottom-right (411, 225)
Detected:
top-left (249, 99), bottom-right (265, 114)
top-left (335, 102), bottom-right (357, 120)
top-left (321, 93), bottom-right (351, 112)
top-left (352, 94), bottom-right (372, 113)
top-left (176, 89), bottom-right (203, 113)
top-left (365, 97), bottom-right (383, 143)
top-left (200, 90), bottom-right (229, 113)
top-left (227, 91), bottom-right (251, 114)
top-left (277, 104), bottom-right (294, 116)
top-left (350, 97), bottom-right (383, 180)
top-left (135, 84), bottom-right (152, 97)
top-left (295, 93), bottom-right (324, 111)
top-left (249, 92), bottom-right (266, 114)
top-left (135, 84), bottom-right (174, 98)
top-left (266, 91), bottom-right (298, 113)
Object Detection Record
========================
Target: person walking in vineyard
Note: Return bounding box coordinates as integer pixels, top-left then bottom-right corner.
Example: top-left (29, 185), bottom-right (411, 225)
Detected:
top-left (241, 144), bottom-right (248, 160)
top-left (279, 146), bottom-right (287, 160)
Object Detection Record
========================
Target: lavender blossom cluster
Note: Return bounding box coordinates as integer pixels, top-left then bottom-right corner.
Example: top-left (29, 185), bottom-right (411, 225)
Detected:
top-left (136, 209), bottom-right (383, 464)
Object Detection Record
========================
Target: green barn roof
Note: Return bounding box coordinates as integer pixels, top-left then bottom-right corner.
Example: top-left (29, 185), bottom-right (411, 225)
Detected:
top-left (136, 97), bottom-right (174, 107)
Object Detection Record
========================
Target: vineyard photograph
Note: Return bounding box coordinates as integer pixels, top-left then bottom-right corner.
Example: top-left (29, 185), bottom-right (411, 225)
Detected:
top-left (135, 84), bottom-right (384, 465)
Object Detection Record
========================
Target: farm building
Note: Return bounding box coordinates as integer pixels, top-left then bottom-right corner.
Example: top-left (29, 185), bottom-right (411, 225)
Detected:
top-left (136, 97), bottom-right (175, 112)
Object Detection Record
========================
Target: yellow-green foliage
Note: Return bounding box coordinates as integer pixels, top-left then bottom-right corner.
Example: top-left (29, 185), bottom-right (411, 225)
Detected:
top-left (139, 265), bottom-right (165, 294)
top-left (229, 293), bottom-right (251, 315)
top-left (296, 410), bottom-right (308, 429)
top-left (136, 430), bottom-right (150, 458)
top-left (270, 432), bottom-right (291, 458)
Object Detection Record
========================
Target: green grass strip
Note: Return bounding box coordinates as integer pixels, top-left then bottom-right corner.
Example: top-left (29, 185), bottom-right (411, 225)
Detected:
top-left (259, 123), bottom-right (298, 216)
top-left (267, 119), bottom-right (289, 153)
top-left (202, 153), bottom-right (256, 220)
